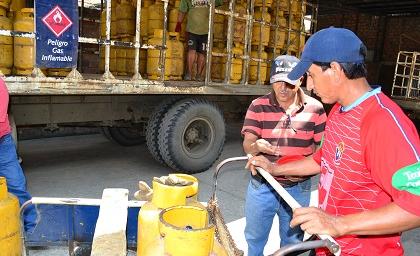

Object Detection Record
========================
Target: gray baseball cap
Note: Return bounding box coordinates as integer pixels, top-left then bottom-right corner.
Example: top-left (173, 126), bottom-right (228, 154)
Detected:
top-left (269, 55), bottom-right (300, 85)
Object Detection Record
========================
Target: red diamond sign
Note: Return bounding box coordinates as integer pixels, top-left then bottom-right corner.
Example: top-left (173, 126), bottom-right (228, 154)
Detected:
top-left (42, 5), bottom-right (73, 38)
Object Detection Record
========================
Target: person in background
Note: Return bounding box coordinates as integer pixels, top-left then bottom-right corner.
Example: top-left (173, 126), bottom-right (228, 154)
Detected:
top-left (247, 27), bottom-right (420, 255)
top-left (175, 0), bottom-right (222, 81)
top-left (242, 55), bottom-right (327, 255)
top-left (0, 78), bottom-right (37, 233)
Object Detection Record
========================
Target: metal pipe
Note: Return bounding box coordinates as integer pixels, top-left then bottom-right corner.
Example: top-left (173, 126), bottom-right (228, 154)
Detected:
top-left (205, 0), bottom-right (216, 85)
top-left (297, 0), bottom-right (304, 57)
top-left (272, 0), bottom-right (280, 58)
top-left (161, 0), bottom-right (169, 81)
top-left (104, 0), bottom-right (112, 78)
top-left (407, 52), bottom-right (416, 98)
top-left (285, 0), bottom-right (293, 55)
top-left (214, 8), bottom-right (247, 20)
top-left (133, 0), bottom-right (143, 79)
top-left (256, 0), bottom-right (266, 85)
top-left (224, 0), bottom-right (236, 84)
top-left (241, 0), bottom-right (253, 85)
top-left (79, 0), bottom-right (84, 70)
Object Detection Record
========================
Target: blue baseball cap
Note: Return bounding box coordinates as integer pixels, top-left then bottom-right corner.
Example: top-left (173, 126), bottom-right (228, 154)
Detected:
top-left (270, 55), bottom-right (300, 85)
top-left (288, 27), bottom-right (366, 80)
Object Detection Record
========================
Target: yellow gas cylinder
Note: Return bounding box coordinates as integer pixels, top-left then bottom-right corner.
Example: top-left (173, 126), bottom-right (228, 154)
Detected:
top-left (124, 37), bottom-right (135, 75)
top-left (100, 9), bottom-right (106, 37)
top-left (159, 205), bottom-right (229, 256)
top-left (278, 0), bottom-right (288, 12)
top-left (298, 34), bottom-right (305, 55)
top-left (167, 32), bottom-right (184, 80)
top-left (148, 0), bottom-right (164, 38)
top-left (252, 7), bottom-right (271, 47)
top-left (0, 177), bottom-right (22, 255)
top-left (100, 45), bottom-right (117, 73)
top-left (0, 8), bottom-right (13, 75)
top-left (110, 46), bottom-right (117, 74)
top-left (222, 43), bottom-right (243, 84)
top-left (254, 0), bottom-right (272, 8)
top-left (111, 0), bottom-right (118, 38)
top-left (116, 0), bottom-right (135, 36)
top-left (168, 0), bottom-right (187, 41)
top-left (137, 174), bottom-right (203, 256)
top-left (0, 0), bottom-right (9, 11)
top-left (265, 48), bottom-right (281, 84)
top-left (47, 68), bottom-right (71, 77)
top-left (249, 47), bottom-right (268, 85)
top-left (116, 45), bottom-right (128, 76)
top-left (139, 0), bottom-right (151, 38)
top-left (287, 31), bottom-right (299, 54)
top-left (142, 0), bottom-right (154, 7)
top-left (231, 0), bottom-right (246, 44)
top-left (147, 29), bottom-right (169, 80)
top-left (139, 47), bottom-right (147, 76)
top-left (289, 18), bottom-right (301, 31)
top-left (268, 11), bottom-right (286, 49)
top-left (100, 4), bottom-right (117, 38)
top-left (213, 4), bottom-right (226, 42)
top-left (211, 42), bottom-right (225, 81)
top-left (291, 0), bottom-right (300, 15)
top-left (9, 0), bottom-right (25, 12)
top-left (13, 8), bottom-right (33, 76)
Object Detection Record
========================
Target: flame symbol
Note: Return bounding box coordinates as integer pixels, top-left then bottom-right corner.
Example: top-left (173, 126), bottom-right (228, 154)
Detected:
top-left (53, 11), bottom-right (62, 24)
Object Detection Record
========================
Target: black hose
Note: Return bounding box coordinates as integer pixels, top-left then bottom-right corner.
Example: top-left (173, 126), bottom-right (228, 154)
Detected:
top-left (270, 240), bottom-right (329, 256)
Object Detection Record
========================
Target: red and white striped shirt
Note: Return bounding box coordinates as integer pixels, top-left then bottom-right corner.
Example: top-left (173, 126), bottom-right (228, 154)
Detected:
top-left (242, 89), bottom-right (327, 182)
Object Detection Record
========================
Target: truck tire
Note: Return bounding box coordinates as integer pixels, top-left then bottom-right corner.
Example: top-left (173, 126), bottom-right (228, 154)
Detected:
top-left (101, 127), bottom-right (114, 142)
top-left (108, 127), bottom-right (145, 146)
top-left (146, 97), bottom-right (181, 165)
top-left (158, 98), bottom-right (225, 173)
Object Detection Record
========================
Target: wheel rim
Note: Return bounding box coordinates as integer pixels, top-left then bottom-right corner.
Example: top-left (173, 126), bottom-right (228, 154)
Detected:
top-left (181, 118), bottom-right (215, 159)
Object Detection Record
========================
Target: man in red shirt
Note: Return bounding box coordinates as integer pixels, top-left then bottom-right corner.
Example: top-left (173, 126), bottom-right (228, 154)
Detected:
top-left (247, 27), bottom-right (420, 255)
top-left (0, 78), bottom-right (37, 233)
top-left (242, 55), bottom-right (327, 255)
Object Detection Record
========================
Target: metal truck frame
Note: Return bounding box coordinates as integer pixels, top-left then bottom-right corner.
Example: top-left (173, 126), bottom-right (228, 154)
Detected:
top-left (4, 0), bottom-right (318, 173)
top-left (391, 51), bottom-right (420, 119)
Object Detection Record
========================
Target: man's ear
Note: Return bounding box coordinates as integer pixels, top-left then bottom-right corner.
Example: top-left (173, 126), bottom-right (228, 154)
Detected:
top-left (329, 61), bottom-right (343, 83)
top-left (293, 77), bottom-right (303, 91)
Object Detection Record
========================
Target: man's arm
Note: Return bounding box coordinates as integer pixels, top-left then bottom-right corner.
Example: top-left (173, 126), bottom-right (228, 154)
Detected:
top-left (0, 80), bottom-right (9, 122)
top-left (177, 11), bottom-right (186, 23)
top-left (246, 154), bottom-right (320, 176)
top-left (243, 132), bottom-right (259, 155)
top-left (291, 202), bottom-right (420, 237)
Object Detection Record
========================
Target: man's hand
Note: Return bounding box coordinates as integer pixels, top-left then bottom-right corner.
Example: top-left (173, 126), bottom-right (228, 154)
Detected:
top-left (175, 22), bottom-right (182, 32)
top-left (246, 155), bottom-right (275, 176)
top-left (290, 207), bottom-right (345, 237)
top-left (252, 139), bottom-right (282, 155)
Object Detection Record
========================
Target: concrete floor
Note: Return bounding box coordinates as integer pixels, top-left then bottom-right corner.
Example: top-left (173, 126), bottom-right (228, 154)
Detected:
top-left (19, 122), bottom-right (419, 255)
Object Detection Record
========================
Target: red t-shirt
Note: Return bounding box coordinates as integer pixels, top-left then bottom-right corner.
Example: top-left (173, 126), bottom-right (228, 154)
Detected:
top-left (0, 78), bottom-right (11, 138)
top-left (313, 90), bottom-right (420, 256)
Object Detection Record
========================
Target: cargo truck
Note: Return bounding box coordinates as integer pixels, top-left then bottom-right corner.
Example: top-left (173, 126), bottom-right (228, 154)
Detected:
top-left (2, 0), bottom-right (318, 173)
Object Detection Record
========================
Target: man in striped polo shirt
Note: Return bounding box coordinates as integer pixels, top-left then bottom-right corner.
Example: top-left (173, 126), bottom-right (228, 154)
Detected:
top-left (242, 55), bottom-right (327, 255)
top-left (247, 28), bottom-right (420, 256)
